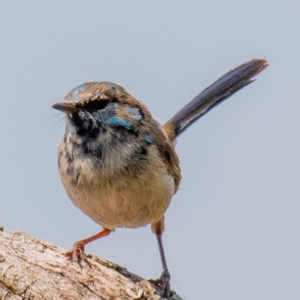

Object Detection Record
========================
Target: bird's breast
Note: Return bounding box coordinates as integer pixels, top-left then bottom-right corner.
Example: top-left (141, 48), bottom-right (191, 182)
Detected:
top-left (58, 142), bottom-right (175, 230)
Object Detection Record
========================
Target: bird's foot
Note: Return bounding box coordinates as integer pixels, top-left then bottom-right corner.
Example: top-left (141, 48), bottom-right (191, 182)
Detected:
top-left (65, 240), bottom-right (86, 262)
top-left (149, 270), bottom-right (171, 299)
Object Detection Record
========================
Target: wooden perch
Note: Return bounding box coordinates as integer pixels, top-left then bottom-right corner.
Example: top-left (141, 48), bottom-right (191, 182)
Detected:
top-left (0, 229), bottom-right (184, 300)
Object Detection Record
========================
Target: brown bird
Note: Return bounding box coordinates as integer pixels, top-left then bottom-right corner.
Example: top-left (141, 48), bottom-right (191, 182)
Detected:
top-left (52, 58), bottom-right (268, 298)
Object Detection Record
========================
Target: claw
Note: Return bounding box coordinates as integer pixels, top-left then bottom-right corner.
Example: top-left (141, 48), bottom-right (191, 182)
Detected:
top-left (149, 270), bottom-right (171, 299)
top-left (64, 229), bottom-right (111, 263)
top-left (65, 240), bottom-right (86, 262)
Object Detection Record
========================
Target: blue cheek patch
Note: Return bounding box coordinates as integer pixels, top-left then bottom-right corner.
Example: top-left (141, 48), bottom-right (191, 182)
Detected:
top-left (104, 105), bottom-right (115, 117)
top-left (145, 135), bottom-right (153, 144)
top-left (107, 117), bottom-right (131, 130)
top-left (127, 107), bottom-right (138, 114)
top-left (126, 107), bottom-right (143, 121)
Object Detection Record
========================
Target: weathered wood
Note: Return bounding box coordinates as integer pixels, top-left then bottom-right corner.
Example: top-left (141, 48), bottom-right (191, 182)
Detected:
top-left (0, 230), bottom-right (184, 300)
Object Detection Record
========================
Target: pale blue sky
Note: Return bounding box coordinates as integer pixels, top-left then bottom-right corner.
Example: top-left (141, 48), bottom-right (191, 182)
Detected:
top-left (1, 1), bottom-right (300, 299)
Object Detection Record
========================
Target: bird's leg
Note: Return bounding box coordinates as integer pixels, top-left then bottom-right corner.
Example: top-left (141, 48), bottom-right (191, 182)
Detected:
top-left (65, 228), bottom-right (111, 261)
top-left (150, 217), bottom-right (172, 298)
top-left (155, 231), bottom-right (171, 298)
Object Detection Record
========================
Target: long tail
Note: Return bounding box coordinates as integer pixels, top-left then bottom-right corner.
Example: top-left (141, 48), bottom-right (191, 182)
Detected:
top-left (162, 58), bottom-right (268, 141)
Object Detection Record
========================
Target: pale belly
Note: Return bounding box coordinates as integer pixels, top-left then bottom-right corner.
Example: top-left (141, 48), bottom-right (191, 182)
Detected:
top-left (60, 159), bottom-right (175, 230)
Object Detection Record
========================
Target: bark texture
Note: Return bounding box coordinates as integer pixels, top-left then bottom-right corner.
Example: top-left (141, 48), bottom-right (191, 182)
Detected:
top-left (0, 230), bottom-right (184, 300)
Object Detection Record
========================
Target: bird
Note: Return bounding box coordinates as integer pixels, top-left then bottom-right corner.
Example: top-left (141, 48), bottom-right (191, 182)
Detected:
top-left (52, 58), bottom-right (267, 298)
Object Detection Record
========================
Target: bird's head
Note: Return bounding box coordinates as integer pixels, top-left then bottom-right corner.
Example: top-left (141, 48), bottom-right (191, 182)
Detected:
top-left (52, 82), bottom-right (153, 142)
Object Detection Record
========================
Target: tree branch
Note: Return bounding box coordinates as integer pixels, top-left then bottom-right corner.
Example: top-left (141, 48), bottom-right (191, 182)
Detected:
top-left (0, 229), bottom-right (184, 300)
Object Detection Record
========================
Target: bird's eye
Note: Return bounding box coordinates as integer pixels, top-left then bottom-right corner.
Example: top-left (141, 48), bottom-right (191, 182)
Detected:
top-left (83, 100), bottom-right (110, 111)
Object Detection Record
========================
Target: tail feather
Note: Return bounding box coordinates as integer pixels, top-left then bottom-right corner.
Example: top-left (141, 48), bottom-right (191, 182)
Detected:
top-left (163, 58), bottom-right (268, 140)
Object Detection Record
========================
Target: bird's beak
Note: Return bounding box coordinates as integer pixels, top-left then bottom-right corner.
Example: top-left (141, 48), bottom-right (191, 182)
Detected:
top-left (52, 102), bottom-right (78, 113)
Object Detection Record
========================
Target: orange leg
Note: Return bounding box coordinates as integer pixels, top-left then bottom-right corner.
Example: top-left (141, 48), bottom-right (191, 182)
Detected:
top-left (65, 228), bottom-right (111, 260)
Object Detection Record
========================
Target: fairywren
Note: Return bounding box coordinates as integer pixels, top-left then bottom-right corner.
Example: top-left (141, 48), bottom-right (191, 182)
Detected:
top-left (52, 59), bottom-right (267, 298)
